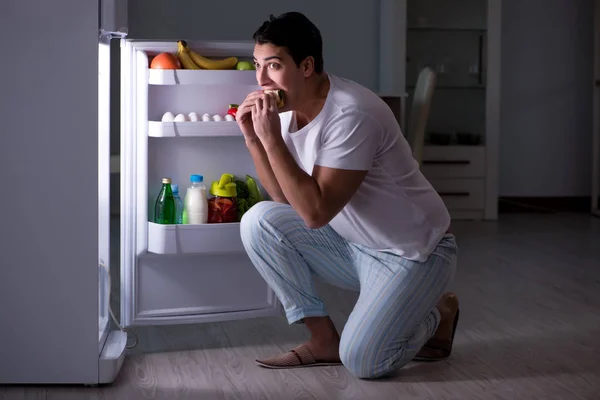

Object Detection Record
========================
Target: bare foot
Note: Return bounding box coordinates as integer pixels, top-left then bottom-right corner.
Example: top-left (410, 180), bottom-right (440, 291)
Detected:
top-left (303, 337), bottom-right (341, 362)
top-left (413, 292), bottom-right (460, 361)
top-left (303, 316), bottom-right (342, 362)
top-left (431, 292), bottom-right (459, 340)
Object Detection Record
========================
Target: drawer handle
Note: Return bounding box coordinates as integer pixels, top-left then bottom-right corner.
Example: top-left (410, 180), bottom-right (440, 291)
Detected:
top-left (438, 192), bottom-right (470, 197)
top-left (422, 160), bottom-right (471, 165)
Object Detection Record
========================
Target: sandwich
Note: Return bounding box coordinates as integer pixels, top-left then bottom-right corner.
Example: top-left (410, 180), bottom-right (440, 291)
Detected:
top-left (264, 89), bottom-right (285, 109)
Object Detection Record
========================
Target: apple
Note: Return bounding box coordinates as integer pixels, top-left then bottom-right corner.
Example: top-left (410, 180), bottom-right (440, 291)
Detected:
top-left (236, 61), bottom-right (255, 71)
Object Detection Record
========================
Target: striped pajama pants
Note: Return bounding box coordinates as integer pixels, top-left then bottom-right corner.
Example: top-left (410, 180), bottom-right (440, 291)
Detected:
top-left (240, 201), bottom-right (458, 379)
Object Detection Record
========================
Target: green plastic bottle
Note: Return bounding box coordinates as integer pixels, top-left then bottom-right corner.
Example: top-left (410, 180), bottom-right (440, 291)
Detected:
top-left (154, 178), bottom-right (176, 224)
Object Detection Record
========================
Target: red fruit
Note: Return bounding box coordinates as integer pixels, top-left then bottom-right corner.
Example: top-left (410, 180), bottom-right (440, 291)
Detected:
top-left (150, 52), bottom-right (181, 69)
top-left (227, 104), bottom-right (238, 120)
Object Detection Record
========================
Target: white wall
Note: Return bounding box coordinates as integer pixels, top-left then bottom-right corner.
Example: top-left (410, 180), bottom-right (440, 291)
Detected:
top-left (500, 0), bottom-right (594, 197)
top-left (127, 0), bottom-right (381, 92)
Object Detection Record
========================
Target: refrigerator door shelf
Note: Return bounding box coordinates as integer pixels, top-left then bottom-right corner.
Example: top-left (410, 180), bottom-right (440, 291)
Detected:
top-left (148, 221), bottom-right (245, 255)
top-left (149, 69), bottom-right (257, 86)
top-left (148, 121), bottom-right (243, 137)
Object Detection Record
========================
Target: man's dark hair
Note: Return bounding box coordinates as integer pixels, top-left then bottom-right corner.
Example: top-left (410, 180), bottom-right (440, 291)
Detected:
top-left (253, 12), bottom-right (324, 74)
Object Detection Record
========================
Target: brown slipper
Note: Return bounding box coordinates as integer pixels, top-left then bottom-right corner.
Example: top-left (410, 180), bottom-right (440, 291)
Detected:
top-left (413, 308), bottom-right (460, 362)
top-left (255, 344), bottom-right (343, 369)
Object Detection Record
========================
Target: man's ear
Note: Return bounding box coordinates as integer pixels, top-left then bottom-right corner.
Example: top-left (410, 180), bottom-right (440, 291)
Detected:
top-left (302, 56), bottom-right (315, 78)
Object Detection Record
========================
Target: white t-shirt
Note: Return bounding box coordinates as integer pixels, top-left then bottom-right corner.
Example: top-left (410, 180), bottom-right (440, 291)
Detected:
top-left (279, 73), bottom-right (451, 261)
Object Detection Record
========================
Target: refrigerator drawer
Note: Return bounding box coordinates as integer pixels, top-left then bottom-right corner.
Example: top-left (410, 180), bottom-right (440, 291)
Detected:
top-left (148, 222), bottom-right (245, 255)
top-left (136, 252), bottom-right (278, 321)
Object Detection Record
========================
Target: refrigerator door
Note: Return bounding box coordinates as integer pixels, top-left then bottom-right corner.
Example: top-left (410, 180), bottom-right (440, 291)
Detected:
top-left (98, 0), bottom-right (128, 385)
top-left (1, 0), bottom-right (103, 385)
top-left (98, 35), bottom-right (128, 385)
top-left (98, 35), bottom-right (111, 356)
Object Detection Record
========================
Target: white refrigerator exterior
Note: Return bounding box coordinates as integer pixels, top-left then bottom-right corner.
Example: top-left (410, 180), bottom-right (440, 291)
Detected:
top-left (0, 0), bottom-right (126, 385)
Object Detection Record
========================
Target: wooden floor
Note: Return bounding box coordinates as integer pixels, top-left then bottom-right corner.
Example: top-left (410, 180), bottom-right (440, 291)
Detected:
top-left (3, 212), bottom-right (600, 399)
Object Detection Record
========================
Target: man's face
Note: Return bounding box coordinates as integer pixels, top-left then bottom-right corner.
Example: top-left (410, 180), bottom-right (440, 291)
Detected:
top-left (253, 43), bottom-right (309, 110)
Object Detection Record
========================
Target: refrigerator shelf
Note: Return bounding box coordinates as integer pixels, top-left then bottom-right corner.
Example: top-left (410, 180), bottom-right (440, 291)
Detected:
top-left (147, 221), bottom-right (245, 255)
top-left (148, 69), bottom-right (257, 86)
top-left (148, 121), bottom-right (243, 137)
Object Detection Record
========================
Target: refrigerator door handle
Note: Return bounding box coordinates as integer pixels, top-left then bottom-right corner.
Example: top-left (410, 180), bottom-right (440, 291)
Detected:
top-left (99, 0), bottom-right (128, 38)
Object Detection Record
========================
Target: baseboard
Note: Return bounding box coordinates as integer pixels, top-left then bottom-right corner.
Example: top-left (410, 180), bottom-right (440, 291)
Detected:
top-left (498, 197), bottom-right (591, 214)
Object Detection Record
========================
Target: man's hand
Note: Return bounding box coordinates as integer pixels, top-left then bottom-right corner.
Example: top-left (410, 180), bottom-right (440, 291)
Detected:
top-left (236, 90), bottom-right (289, 203)
top-left (236, 90), bottom-right (263, 143)
top-left (251, 91), bottom-right (282, 149)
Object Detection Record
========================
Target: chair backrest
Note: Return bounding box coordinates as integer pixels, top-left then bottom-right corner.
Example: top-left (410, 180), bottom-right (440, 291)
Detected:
top-left (407, 67), bottom-right (436, 165)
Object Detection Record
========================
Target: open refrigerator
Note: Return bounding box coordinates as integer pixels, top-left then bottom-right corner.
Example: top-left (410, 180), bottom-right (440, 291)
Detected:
top-left (0, 0), bottom-right (278, 386)
top-left (119, 40), bottom-right (279, 331)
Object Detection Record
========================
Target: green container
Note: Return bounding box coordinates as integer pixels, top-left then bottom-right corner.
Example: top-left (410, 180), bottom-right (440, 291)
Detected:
top-left (154, 178), bottom-right (176, 224)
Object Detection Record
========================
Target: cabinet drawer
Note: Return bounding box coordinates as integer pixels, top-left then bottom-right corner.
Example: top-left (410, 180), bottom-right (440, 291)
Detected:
top-left (429, 178), bottom-right (485, 210)
top-left (421, 146), bottom-right (485, 178)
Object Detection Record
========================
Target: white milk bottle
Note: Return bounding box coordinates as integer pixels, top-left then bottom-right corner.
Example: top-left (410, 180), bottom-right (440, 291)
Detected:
top-left (184, 174), bottom-right (208, 224)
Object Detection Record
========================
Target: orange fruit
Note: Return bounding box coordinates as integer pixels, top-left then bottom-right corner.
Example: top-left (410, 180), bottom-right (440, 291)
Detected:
top-left (150, 52), bottom-right (181, 69)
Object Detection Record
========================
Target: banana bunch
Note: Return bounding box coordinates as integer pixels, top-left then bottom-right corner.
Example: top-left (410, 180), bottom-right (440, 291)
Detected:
top-left (176, 40), bottom-right (238, 70)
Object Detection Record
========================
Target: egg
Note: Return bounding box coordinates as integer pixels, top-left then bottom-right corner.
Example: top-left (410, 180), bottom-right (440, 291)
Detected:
top-left (188, 112), bottom-right (199, 122)
top-left (161, 111), bottom-right (174, 122)
top-left (212, 114), bottom-right (223, 122)
top-left (201, 113), bottom-right (211, 122)
top-left (174, 113), bottom-right (188, 122)
top-left (224, 114), bottom-right (235, 121)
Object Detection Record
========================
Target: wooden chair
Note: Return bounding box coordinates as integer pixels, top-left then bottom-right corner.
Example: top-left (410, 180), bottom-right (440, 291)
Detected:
top-left (406, 67), bottom-right (437, 166)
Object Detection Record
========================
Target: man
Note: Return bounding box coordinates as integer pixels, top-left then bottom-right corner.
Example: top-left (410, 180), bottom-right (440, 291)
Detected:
top-left (237, 11), bottom-right (459, 379)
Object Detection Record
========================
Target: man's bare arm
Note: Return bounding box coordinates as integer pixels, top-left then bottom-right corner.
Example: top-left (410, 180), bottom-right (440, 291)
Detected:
top-left (264, 141), bottom-right (367, 229)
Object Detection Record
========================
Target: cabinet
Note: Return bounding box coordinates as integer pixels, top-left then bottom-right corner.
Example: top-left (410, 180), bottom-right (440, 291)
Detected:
top-left (593, 0), bottom-right (600, 217)
top-left (379, 0), bottom-right (502, 220)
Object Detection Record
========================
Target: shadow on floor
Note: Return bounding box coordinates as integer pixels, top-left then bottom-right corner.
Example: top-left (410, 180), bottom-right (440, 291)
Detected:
top-left (383, 328), bottom-right (600, 383)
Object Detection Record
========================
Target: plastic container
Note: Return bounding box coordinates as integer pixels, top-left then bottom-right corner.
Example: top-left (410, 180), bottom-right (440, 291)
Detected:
top-left (208, 173), bottom-right (238, 223)
top-left (183, 174), bottom-right (208, 224)
top-left (171, 184), bottom-right (184, 224)
top-left (154, 178), bottom-right (176, 224)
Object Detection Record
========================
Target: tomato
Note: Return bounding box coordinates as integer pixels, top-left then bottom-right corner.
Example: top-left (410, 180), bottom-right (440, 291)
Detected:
top-left (207, 197), bottom-right (237, 223)
top-left (216, 198), bottom-right (233, 214)
top-left (227, 104), bottom-right (238, 120)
